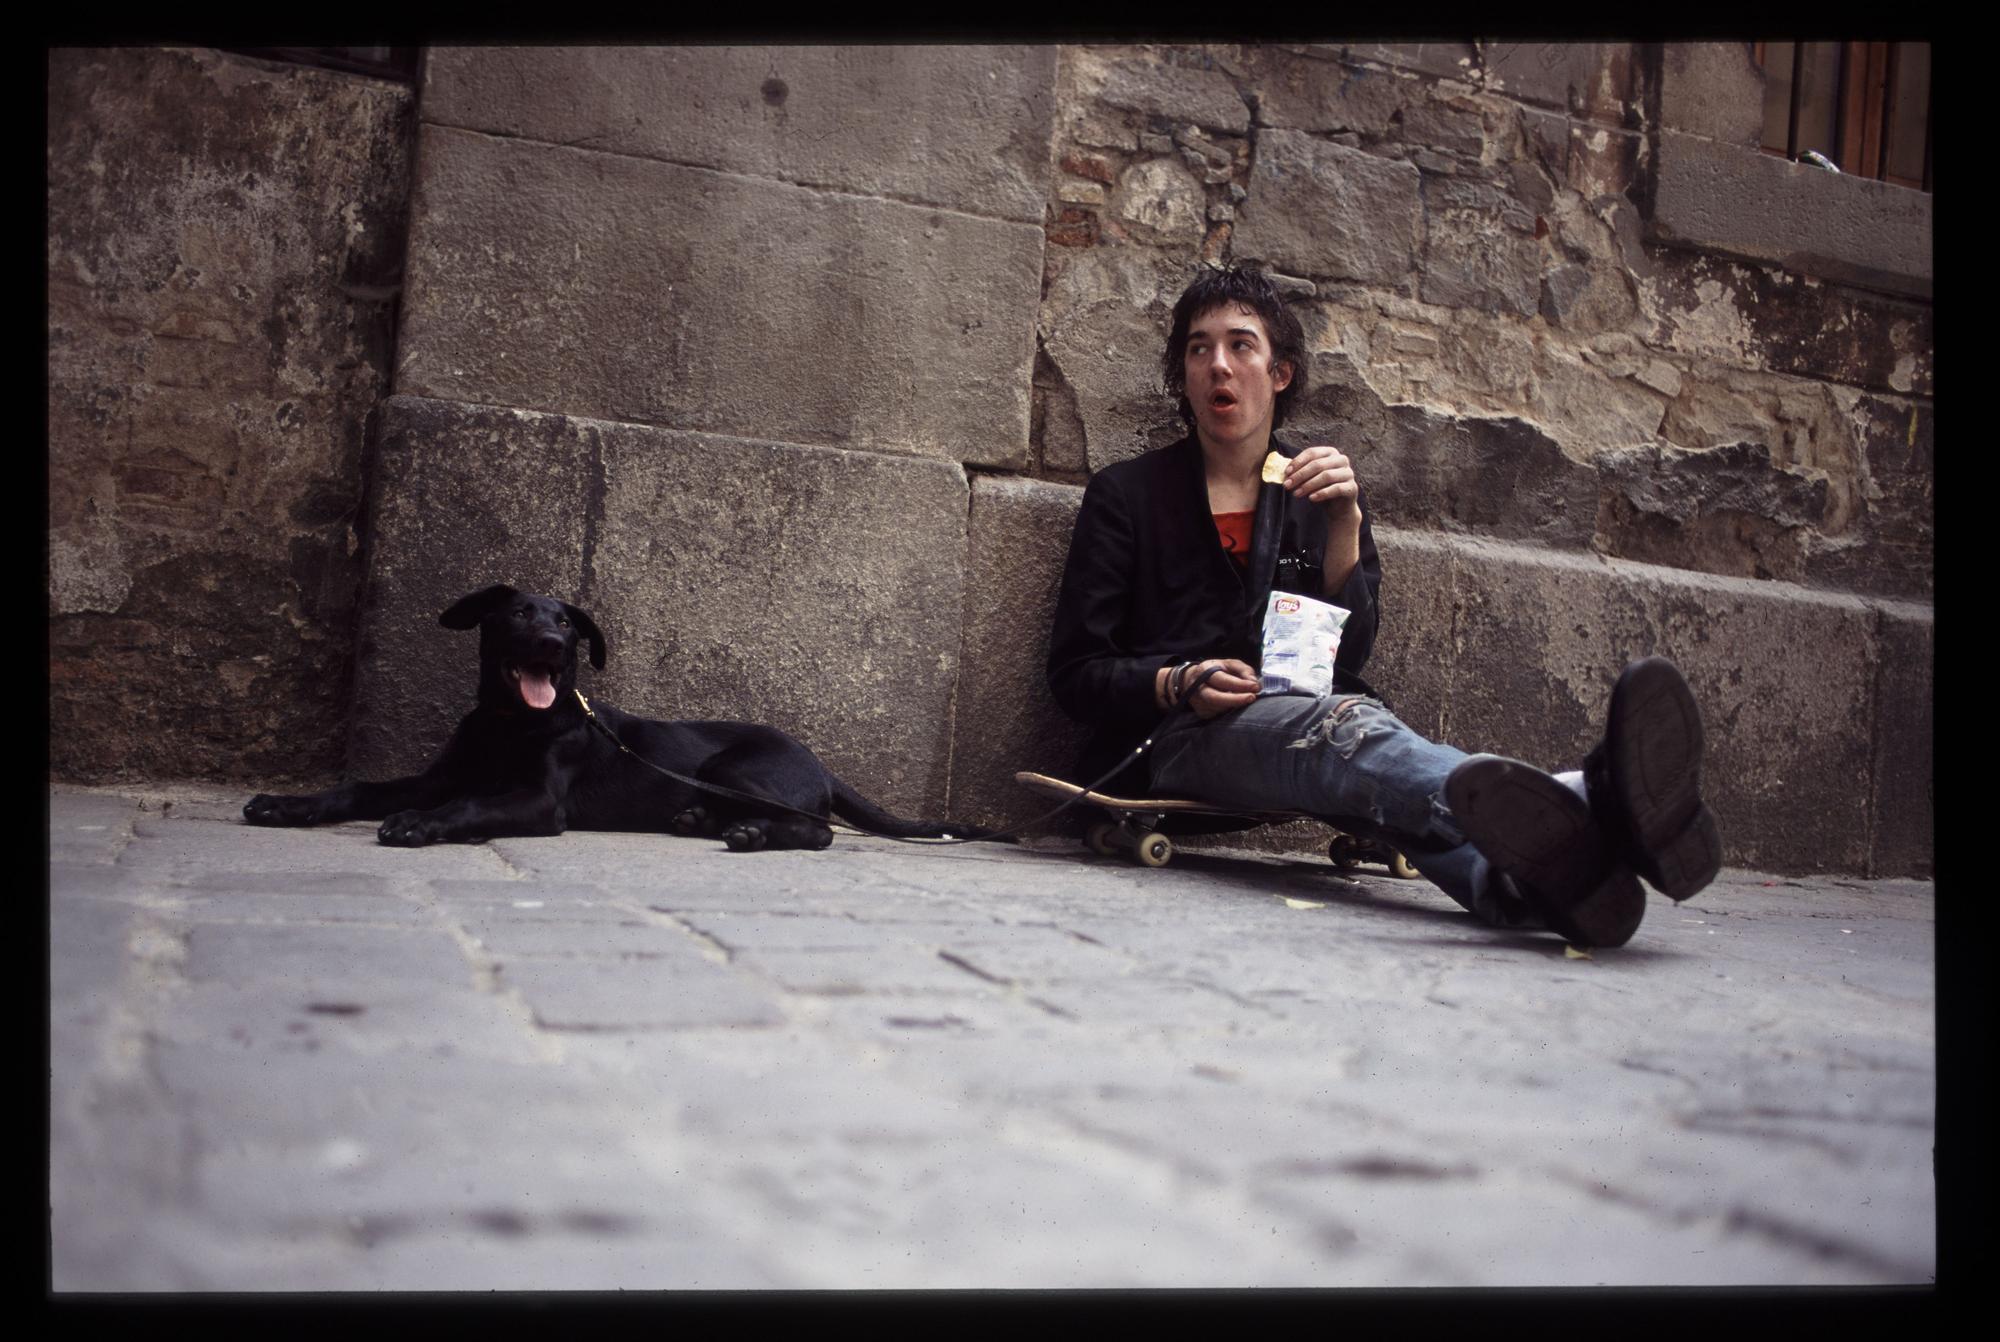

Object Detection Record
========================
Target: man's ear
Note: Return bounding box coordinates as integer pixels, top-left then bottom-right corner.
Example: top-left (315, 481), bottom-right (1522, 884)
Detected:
top-left (1271, 359), bottom-right (1295, 394)
top-left (439, 584), bottom-right (518, 629)
top-left (563, 603), bottom-right (607, 670)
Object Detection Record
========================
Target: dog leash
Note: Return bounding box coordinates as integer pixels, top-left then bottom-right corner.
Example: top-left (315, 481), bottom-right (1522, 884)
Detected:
top-left (571, 667), bottom-right (1230, 848)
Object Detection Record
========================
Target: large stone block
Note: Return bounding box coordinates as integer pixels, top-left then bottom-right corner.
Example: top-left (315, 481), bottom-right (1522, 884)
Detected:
top-left (396, 124), bottom-right (1041, 467)
top-left (350, 396), bottom-right (969, 819)
top-left (1403, 532), bottom-right (1654, 773)
top-left (947, 477), bottom-right (1090, 829)
top-left (47, 46), bottom-right (412, 786)
top-left (1637, 249), bottom-right (1933, 399)
top-left (1659, 43), bottom-right (1767, 145)
top-left (1241, 48), bottom-right (1413, 135)
top-left (1232, 130), bottom-right (1421, 288)
top-left (1343, 530), bottom-right (1916, 875)
top-left (420, 46), bottom-right (1057, 225)
top-left (1648, 130), bottom-right (1931, 299)
top-left (1646, 569), bottom-right (1880, 875)
top-left (1417, 174), bottom-right (1543, 317)
top-left (1035, 248), bottom-right (1192, 474)
top-left (1481, 42), bottom-right (1606, 112)
top-left (1866, 602), bottom-right (1932, 877)
top-left (1077, 48), bottom-right (1251, 134)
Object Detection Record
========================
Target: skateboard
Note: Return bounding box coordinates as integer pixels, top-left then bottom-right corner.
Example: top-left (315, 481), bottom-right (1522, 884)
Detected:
top-left (1014, 771), bottom-right (1420, 878)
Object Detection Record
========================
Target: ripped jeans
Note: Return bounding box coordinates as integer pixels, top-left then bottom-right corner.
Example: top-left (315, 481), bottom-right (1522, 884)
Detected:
top-left (1147, 692), bottom-right (1536, 928)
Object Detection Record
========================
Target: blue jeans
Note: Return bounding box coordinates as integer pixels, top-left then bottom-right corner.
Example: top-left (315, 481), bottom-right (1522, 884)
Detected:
top-left (1147, 693), bottom-right (1539, 928)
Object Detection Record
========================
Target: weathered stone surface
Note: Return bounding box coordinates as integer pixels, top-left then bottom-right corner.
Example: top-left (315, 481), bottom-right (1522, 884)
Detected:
top-left (1592, 441), bottom-right (1833, 585)
top-left (1343, 44), bottom-right (1480, 83)
top-left (1482, 43), bottom-right (1605, 113)
top-left (420, 45), bottom-right (1057, 224)
top-left (947, 478), bottom-right (1091, 830)
top-left (47, 47), bottom-right (412, 785)
top-left (1036, 249), bottom-right (1190, 473)
top-left (1078, 48), bottom-right (1251, 134)
top-left (1243, 49), bottom-right (1413, 134)
top-left (588, 423), bottom-right (967, 820)
top-left (1867, 602), bottom-right (1932, 877)
top-left (1568, 122), bottom-right (1645, 200)
top-left (1112, 158), bottom-right (1207, 243)
top-left (1803, 395), bottom-right (1932, 601)
top-left (1401, 96), bottom-right (1495, 159)
top-left (347, 398), bottom-right (594, 779)
top-left (1646, 570), bottom-right (1880, 875)
top-left (495, 955), bottom-right (783, 1030)
top-left (351, 395), bottom-right (968, 820)
top-left (397, 124), bottom-right (1040, 467)
top-left (1418, 174), bottom-right (1543, 317)
top-left (1343, 536), bottom-right (1457, 741)
top-left (1639, 250), bottom-right (1933, 397)
top-left (1232, 131), bottom-right (1421, 287)
top-left (1649, 130), bottom-right (1932, 299)
top-left (1659, 43), bottom-right (1766, 145)
top-left (1031, 348), bottom-right (1090, 477)
top-left (1286, 350), bottom-right (1604, 549)
top-left (1361, 530), bottom-right (1895, 874)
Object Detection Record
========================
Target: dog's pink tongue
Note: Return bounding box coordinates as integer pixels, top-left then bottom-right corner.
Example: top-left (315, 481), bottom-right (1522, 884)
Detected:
top-left (519, 670), bottom-right (557, 710)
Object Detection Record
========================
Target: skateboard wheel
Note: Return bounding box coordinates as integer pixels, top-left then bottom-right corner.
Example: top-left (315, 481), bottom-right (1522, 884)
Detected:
top-left (1388, 851), bottom-right (1419, 880)
top-left (1086, 822), bottom-right (1119, 856)
top-left (1327, 837), bottom-right (1358, 868)
top-left (1136, 833), bottom-right (1173, 867)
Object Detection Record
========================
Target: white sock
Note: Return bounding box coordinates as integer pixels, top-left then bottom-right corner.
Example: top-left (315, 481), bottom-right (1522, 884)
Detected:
top-left (1556, 769), bottom-right (1586, 801)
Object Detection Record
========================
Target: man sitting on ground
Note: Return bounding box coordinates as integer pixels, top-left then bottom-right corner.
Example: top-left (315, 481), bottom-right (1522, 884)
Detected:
top-left (1045, 265), bottom-right (1721, 947)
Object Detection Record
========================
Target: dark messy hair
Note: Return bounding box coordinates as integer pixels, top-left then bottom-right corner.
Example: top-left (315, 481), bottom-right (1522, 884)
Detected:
top-left (1161, 265), bottom-right (1309, 432)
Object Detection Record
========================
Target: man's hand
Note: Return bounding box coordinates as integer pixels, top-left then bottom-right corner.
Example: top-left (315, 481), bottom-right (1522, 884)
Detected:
top-left (1284, 445), bottom-right (1361, 522)
top-left (1285, 444), bottom-right (1364, 598)
top-left (1155, 657), bottom-right (1260, 719)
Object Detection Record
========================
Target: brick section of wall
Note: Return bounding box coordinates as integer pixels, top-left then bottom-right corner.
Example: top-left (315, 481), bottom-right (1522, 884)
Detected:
top-left (48, 47), bottom-right (413, 785)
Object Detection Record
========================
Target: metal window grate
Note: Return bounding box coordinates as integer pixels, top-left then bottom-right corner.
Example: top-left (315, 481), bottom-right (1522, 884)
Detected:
top-left (1753, 41), bottom-right (1930, 192)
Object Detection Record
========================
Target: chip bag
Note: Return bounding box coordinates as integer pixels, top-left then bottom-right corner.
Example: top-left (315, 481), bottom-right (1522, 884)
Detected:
top-left (1259, 590), bottom-right (1350, 697)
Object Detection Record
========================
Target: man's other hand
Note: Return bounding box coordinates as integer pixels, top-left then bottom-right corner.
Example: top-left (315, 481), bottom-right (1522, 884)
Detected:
top-left (1285, 445), bottom-right (1360, 523)
top-left (1187, 658), bottom-right (1260, 719)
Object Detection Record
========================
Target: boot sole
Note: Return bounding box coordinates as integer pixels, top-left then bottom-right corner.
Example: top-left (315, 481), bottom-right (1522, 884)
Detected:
top-left (1607, 658), bottom-right (1722, 901)
top-left (1445, 755), bottom-right (1645, 948)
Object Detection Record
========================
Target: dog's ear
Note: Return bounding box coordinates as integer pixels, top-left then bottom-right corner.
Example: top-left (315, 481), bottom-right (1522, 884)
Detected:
top-left (438, 584), bottom-right (519, 630)
top-left (564, 603), bottom-right (607, 670)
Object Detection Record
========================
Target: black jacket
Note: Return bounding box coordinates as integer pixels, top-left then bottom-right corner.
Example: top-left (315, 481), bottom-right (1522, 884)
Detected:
top-left (1046, 433), bottom-right (1382, 790)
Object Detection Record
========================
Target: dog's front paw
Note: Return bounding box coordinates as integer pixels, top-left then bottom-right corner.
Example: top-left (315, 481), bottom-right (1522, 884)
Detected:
top-left (244, 794), bottom-right (325, 827)
top-left (671, 805), bottom-right (721, 836)
top-left (378, 811), bottom-right (447, 847)
top-left (721, 820), bottom-right (769, 852)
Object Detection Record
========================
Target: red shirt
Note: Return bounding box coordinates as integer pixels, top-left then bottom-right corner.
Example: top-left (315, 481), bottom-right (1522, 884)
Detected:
top-left (1213, 509), bottom-right (1254, 569)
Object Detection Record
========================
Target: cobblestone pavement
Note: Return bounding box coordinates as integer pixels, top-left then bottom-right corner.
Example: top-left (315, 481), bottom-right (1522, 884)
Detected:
top-left (49, 784), bottom-right (1935, 1290)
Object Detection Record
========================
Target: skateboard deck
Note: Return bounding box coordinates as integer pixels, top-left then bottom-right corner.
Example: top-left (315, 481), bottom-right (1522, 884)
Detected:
top-left (1014, 771), bottom-right (1418, 877)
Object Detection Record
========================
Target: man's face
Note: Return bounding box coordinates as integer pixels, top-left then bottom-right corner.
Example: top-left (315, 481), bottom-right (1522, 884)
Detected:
top-left (1183, 303), bottom-right (1293, 451)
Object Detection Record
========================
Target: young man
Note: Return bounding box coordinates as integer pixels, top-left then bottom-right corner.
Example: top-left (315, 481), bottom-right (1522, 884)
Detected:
top-left (1046, 266), bottom-right (1721, 947)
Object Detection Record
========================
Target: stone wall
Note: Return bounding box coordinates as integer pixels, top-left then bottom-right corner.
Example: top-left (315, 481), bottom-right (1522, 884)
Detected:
top-left (347, 47), bottom-right (1056, 820)
top-left (1032, 44), bottom-right (1932, 600)
top-left (47, 43), bottom-right (1931, 875)
top-left (48, 48), bottom-right (413, 784)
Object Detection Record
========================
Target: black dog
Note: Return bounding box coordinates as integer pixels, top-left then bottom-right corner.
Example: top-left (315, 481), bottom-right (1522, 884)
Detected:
top-left (244, 584), bottom-right (972, 850)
